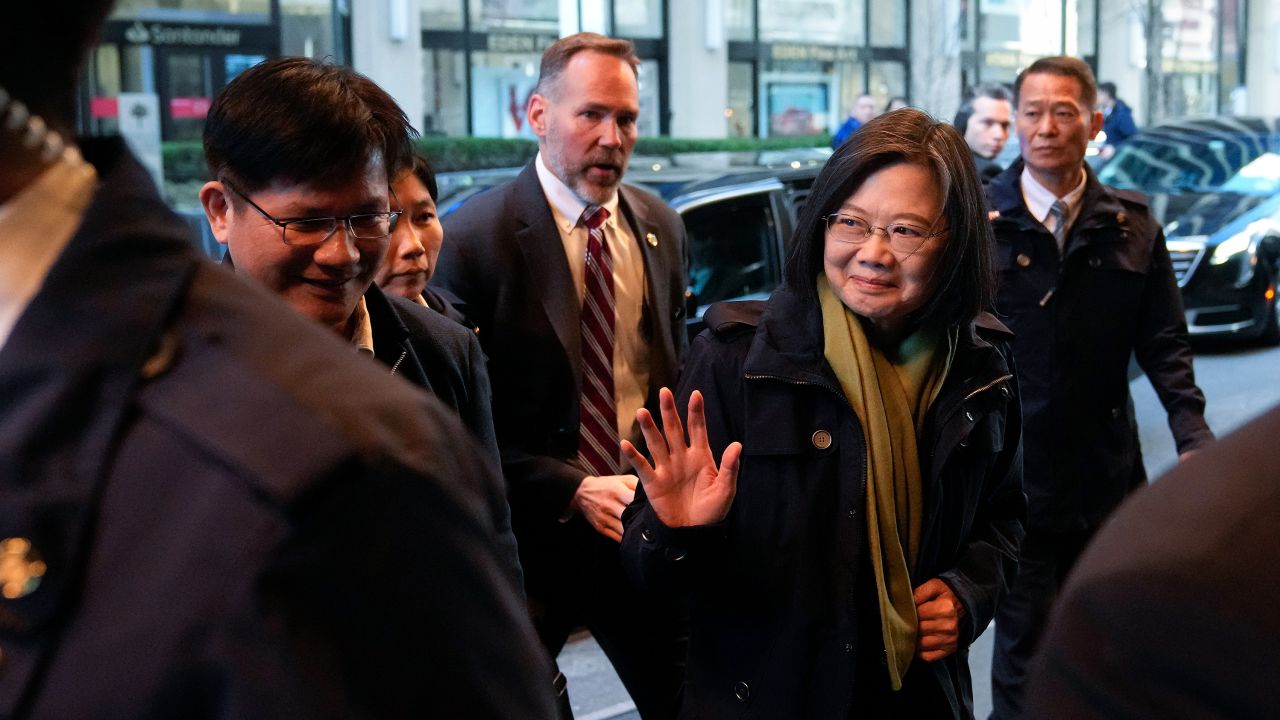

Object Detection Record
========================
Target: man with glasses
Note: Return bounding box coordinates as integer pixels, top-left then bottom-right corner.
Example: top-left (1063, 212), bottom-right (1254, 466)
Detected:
top-left (198, 58), bottom-right (521, 587)
top-left (985, 56), bottom-right (1213, 719)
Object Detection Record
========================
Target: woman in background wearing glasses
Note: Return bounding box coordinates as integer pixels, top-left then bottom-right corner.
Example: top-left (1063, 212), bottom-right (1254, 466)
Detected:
top-left (620, 109), bottom-right (1025, 718)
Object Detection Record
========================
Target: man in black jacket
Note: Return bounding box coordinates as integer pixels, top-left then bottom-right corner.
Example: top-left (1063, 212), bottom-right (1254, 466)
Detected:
top-left (0, 4), bottom-right (553, 718)
top-left (985, 56), bottom-right (1214, 719)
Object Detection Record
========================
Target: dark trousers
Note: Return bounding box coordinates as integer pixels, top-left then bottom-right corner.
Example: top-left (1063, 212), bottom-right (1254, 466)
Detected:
top-left (526, 518), bottom-right (686, 720)
top-left (990, 528), bottom-right (1095, 719)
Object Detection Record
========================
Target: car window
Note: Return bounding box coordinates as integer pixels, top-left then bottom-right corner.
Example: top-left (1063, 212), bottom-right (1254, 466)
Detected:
top-left (1098, 131), bottom-right (1259, 192)
top-left (682, 191), bottom-right (781, 313)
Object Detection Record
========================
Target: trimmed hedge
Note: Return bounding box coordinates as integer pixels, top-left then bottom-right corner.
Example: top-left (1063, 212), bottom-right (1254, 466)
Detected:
top-left (160, 134), bottom-right (833, 182)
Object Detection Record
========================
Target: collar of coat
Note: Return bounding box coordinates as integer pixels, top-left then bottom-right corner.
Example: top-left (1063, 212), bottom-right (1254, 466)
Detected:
top-left (986, 157), bottom-right (1136, 238)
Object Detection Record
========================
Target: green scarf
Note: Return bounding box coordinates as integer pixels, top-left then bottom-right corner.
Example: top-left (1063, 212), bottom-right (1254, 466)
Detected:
top-left (817, 275), bottom-right (955, 690)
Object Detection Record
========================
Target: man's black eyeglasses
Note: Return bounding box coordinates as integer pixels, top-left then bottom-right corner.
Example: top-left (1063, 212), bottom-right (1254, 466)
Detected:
top-left (224, 182), bottom-right (401, 247)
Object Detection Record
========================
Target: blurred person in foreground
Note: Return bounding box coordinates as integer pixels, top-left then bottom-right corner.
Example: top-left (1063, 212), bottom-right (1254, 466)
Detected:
top-left (833, 93), bottom-right (879, 148)
top-left (375, 153), bottom-right (474, 329)
top-left (953, 83), bottom-right (1013, 184)
top-left (986, 56), bottom-right (1213, 719)
top-left (434, 32), bottom-right (688, 719)
top-left (1025, 402), bottom-right (1280, 718)
top-left (621, 109), bottom-right (1025, 718)
top-left (0, 6), bottom-right (555, 717)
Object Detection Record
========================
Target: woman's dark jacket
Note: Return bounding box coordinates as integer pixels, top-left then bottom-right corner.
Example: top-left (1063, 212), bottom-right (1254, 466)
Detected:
top-left (621, 287), bottom-right (1026, 719)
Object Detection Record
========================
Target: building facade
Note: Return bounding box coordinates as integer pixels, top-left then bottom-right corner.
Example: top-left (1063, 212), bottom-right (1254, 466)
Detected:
top-left (75, 0), bottom-right (1270, 149)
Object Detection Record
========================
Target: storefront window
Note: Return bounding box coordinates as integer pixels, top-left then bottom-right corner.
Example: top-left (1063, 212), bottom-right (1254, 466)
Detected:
top-left (636, 59), bottom-right (661, 137)
top-left (726, 61), bottom-right (755, 137)
top-left (470, 50), bottom-right (541, 138)
top-left (726, 0), bottom-right (754, 41)
top-left (281, 0), bottom-right (338, 59)
top-left (469, 0), bottom-right (558, 33)
top-left (870, 0), bottom-right (906, 48)
top-left (1158, 0), bottom-right (1218, 118)
top-left (868, 61), bottom-right (906, 108)
top-left (112, 0), bottom-right (271, 24)
top-left (614, 0), bottom-right (663, 39)
top-left (760, 0), bottom-right (864, 46)
top-left (421, 0), bottom-right (465, 30)
top-left (423, 48), bottom-right (469, 136)
top-left (979, 0), bottom-right (1063, 84)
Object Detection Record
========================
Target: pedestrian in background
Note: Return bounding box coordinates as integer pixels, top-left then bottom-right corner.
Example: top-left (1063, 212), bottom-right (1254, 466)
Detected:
top-left (622, 108), bottom-right (1024, 718)
top-left (833, 93), bottom-right (879, 148)
top-left (1097, 81), bottom-right (1138, 158)
top-left (985, 56), bottom-right (1213, 719)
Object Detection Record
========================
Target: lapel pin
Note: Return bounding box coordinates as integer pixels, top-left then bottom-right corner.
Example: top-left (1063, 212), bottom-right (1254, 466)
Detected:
top-left (646, 232), bottom-right (659, 247)
top-left (1116, 211), bottom-right (1126, 224)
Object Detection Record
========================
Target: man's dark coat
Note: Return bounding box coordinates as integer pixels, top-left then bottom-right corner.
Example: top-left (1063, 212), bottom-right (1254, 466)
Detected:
top-left (986, 159), bottom-right (1213, 533)
top-left (0, 140), bottom-right (556, 719)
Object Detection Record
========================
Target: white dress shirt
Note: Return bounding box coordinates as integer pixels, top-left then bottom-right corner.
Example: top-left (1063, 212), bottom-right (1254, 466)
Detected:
top-left (535, 152), bottom-right (650, 462)
top-left (1020, 165), bottom-right (1088, 240)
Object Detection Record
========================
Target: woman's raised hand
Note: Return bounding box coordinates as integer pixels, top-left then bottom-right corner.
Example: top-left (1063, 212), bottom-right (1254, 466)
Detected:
top-left (621, 387), bottom-right (742, 528)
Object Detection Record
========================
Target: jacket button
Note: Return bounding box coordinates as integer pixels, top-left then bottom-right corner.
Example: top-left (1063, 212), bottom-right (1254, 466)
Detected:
top-left (0, 537), bottom-right (46, 600)
top-left (964, 410), bottom-right (975, 423)
top-left (959, 437), bottom-right (970, 448)
top-left (664, 547), bottom-right (687, 562)
top-left (1116, 211), bottom-right (1126, 224)
top-left (1016, 253), bottom-right (1031, 268)
top-left (641, 529), bottom-right (653, 543)
top-left (733, 681), bottom-right (751, 701)
top-left (1089, 256), bottom-right (1102, 269)
top-left (1000, 386), bottom-right (1011, 398)
top-left (811, 429), bottom-right (832, 450)
top-left (844, 642), bottom-right (853, 653)
top-left (847, 509), bottom-right (856, 519)
top-left (1111, 407), bottom-right (1121, 419)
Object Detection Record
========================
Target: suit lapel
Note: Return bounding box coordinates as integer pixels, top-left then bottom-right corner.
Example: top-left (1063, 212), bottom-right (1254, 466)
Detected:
top-left (510, 164), bottom-right (581, 369)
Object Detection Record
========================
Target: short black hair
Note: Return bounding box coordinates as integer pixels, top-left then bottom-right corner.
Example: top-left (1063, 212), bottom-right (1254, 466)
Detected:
top-left (204, 57), bottom-right (416, 192)
top-left (407, 153), bottom-right (438, 202)
top-left (1014, 56), bottom-right (1097, 109)
top-left (1098, 81), bottom-right (1117, 98)
top-left (953, 83), bottom-right (1012, 134)
top-left (0, 1), bottom-right (116, 124)
top-left (783, 108), bottom-right (995, 330)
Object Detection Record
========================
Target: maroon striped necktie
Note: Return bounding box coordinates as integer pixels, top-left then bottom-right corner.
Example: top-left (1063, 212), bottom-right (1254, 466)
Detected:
top-left (576, 205), bottom-right (620, 477)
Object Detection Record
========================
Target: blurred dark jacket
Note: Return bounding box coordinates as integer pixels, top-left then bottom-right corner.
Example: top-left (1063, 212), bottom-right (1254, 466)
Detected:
top-left (0, 138), bottom-right (556, 720)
